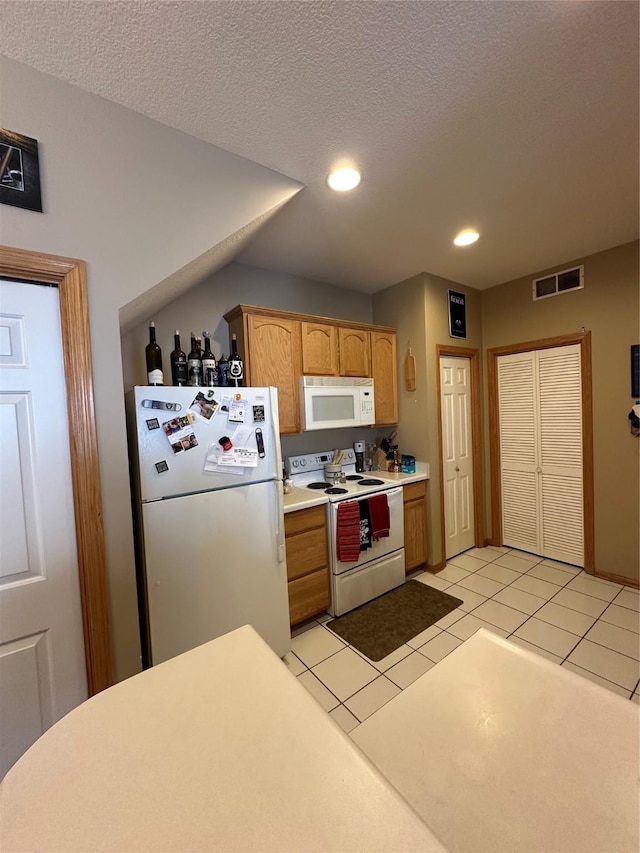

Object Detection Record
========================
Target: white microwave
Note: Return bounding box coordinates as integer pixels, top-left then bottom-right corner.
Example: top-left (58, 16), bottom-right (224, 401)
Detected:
top-left (301, 376), bottom-right (375, 431)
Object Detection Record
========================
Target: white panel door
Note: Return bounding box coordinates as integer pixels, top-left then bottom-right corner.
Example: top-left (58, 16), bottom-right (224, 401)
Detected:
top-left (498, 345), bottom-right (583, 566)
top-left (0, 280), bottom-right (87, 780)
top-left (440, 357), bottom-right (474, 558)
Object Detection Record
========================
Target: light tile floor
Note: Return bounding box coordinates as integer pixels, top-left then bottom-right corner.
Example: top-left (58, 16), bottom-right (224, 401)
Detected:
top-left (284, 547), bottom-right (640, 735)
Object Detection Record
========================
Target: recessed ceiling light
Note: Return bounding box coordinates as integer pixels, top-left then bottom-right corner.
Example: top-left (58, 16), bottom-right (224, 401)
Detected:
top-left (454, 229), bottom-right (480, 246)
top-left (327, 166), bottom-right (362, 192)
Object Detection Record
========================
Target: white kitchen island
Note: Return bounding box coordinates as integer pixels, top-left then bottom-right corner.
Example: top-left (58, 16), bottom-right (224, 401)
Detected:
top-left (0, 625), bottom-right (447, 853)
top-left (352, 629), bottom-right (640, 853)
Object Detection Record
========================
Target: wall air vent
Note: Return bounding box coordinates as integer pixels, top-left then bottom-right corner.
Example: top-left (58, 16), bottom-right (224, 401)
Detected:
top-left (533, 265), bottom-right (584, 301)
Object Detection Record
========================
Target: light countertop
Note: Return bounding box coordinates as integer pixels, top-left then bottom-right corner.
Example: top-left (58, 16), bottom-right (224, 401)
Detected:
top-left (352, 628), bottom-right (640, 853)
top-left (284, 462), bottom-right (430, 514)
top-left (0, 625), bottom-right (447, 853)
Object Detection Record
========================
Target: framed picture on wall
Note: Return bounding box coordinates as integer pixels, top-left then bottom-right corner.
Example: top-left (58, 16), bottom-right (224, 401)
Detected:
top-left (448, 289), bottom-right (466, 339)
top-left (632, 345), bottom-right (640, 398)
top-left (0, 128), bottom-right (43, 212)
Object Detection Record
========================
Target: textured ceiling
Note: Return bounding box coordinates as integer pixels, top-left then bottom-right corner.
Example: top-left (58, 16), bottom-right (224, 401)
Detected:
top-left (1, 1), bottom-right (638, 293)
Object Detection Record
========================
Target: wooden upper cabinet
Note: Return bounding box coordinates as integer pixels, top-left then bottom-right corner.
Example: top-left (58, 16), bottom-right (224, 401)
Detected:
top-left (339, 328), bottom-right (370, 377)
top-left (247, 315), bottom-right (301, 434)
top-left (371, 330), bottom-right (398, 425)
top-left (224, 306), bottom-right (302, 435)
top-left (301, 322), bottom-right (339, 376)
top-left (224, 305), bottom-right (397, 435)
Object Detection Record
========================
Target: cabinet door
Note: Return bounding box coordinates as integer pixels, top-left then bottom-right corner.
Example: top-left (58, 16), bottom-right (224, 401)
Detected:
top-left (339, 328), bottom-right (371, 377)
top-left (285, 506), bottom-right (330, 626)
top-left (371, 331), bottom-right (398, 425)
top-left (287, 570), bottom-right (330, 626)
top-left (301, 322), bottom-right (339, 376)
top-left (403, 483), bottom-right (427, 572)
top-left (248, 315), bottom-right (301, 434)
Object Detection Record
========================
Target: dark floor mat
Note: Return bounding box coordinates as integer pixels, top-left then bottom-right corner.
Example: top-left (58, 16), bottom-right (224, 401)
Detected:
top-left (327, 580), bottom-right (463, 661)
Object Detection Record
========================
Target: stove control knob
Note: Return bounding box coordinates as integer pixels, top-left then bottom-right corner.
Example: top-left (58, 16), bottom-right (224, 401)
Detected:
top-left (300, 459), bottom-right (307, 467)
top-left (292, 460), bottom-right (299, 468)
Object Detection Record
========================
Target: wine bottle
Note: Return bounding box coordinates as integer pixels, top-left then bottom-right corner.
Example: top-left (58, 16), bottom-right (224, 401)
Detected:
top-left (187, 332), bottom-right (202, 386)
top-left (217, 353), bottom-right (229, 387)
top-left (170, 330), bottom-right (188, 386)
top-left (145, 321), bottom-right (164, 386)
top-left (228, 333), bottom-right (244, 387)
top-left (201, 332), bottom-right (217, 387)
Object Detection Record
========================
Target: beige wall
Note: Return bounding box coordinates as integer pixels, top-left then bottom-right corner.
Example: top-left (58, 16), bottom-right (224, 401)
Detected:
top-left (121, 261), bottom-right (377, 459)
top-left (481, 240), bottom-right (640, 583)
top-left (376, 243), bottom-right (638, 583)
top-left (0, 58), bottom-right (302, 679)
top-left (374, 273), bottom-right (482, 568)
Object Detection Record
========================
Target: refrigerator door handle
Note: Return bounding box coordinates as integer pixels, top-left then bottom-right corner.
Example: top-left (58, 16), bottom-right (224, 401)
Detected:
top-left (269, 386), bottom-right (283, 477)
top-left (275, 478), bottom-right (285, 563)
top-left (269, 387), bottom-right (286, 563)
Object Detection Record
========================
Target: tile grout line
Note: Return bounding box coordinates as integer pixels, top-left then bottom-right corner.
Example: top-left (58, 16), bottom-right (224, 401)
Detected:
top-left (436, 552), bottom-right (638, 694)
top-left (294, 548), bottom-right (638, 714)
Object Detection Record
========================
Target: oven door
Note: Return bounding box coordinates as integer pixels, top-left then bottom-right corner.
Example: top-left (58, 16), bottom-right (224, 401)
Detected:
top-left (329, 486), bottom-right (404, 575)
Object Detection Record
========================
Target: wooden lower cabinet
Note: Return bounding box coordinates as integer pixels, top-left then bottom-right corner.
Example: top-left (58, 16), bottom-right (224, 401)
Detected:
top-left (403, 481), bottom-right (428, 573)
top-left (284, 505), bottom-right (330, 626)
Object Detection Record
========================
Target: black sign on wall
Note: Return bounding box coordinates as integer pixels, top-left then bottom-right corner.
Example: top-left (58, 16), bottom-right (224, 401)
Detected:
top-left (632, 345), bottom-right (640, 398)
top-left (448, 290), bottom-right (467, 339)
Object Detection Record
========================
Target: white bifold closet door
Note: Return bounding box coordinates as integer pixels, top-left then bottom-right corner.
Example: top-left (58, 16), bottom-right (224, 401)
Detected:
top-left (497, 344), bottom-right (583, 567)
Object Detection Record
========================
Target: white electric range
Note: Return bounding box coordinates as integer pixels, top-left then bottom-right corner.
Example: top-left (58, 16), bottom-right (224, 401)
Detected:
top-left (285, 450), bottom-right (405, 617)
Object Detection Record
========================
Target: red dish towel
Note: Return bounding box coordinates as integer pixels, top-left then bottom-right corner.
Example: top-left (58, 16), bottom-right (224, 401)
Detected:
top-left (368, 493), bottom-right (390, 540)
top-left (336, 500), bottom-right (361, 562)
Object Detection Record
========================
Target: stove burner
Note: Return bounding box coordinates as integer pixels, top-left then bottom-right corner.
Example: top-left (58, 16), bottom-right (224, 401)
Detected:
top-left (358, 478), bottom-right (385, 486)
top-left (307, 481), bottom-right (332, 489)
top-left (326, 487), bottom-right (348, 495)
top-left (345, 475), bottom-right (363, 481)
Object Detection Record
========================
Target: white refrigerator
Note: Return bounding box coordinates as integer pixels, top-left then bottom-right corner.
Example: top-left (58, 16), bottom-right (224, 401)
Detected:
top-left (126, 385), bottom-right (291, 666)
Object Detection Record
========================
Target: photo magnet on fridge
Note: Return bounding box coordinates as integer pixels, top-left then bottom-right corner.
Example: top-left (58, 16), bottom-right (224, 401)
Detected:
top-left (189, 390), bottom-right (219, 421)
top-left (252, 405), bottom-right (265, 422)
top-left (163, 414), bottom-right (199, 454)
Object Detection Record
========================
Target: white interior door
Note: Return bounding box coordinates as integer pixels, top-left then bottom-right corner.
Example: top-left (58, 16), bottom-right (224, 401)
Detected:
top-left (440, 356), bottom-right (475, 559)
top-left (498, 344), bottom-right (584, 566)
top-left (0, 280), bottom-right (87, 780)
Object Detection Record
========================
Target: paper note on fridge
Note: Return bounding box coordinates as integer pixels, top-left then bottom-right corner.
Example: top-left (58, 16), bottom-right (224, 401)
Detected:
top-left (231, 424), bottom-right (253, 447)
top-left (218, 447), bottom-right (258, 467)
top-left (228, 399), bottom-right (247, 423)
top-left (204, 443), bottom-right (259, 473)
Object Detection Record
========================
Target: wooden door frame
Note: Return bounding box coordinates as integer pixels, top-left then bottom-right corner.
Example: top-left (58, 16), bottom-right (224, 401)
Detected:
top-left (0, 245), bottom-right (113, 693)
top-left (436, 345), bottom-right (484, 563)
top-left (487, 331), bottom-right (594, 574)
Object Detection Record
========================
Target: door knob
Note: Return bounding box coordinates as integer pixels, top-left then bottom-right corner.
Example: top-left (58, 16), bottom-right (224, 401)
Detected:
top-left (455, 466), bottom-right (460, 472)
